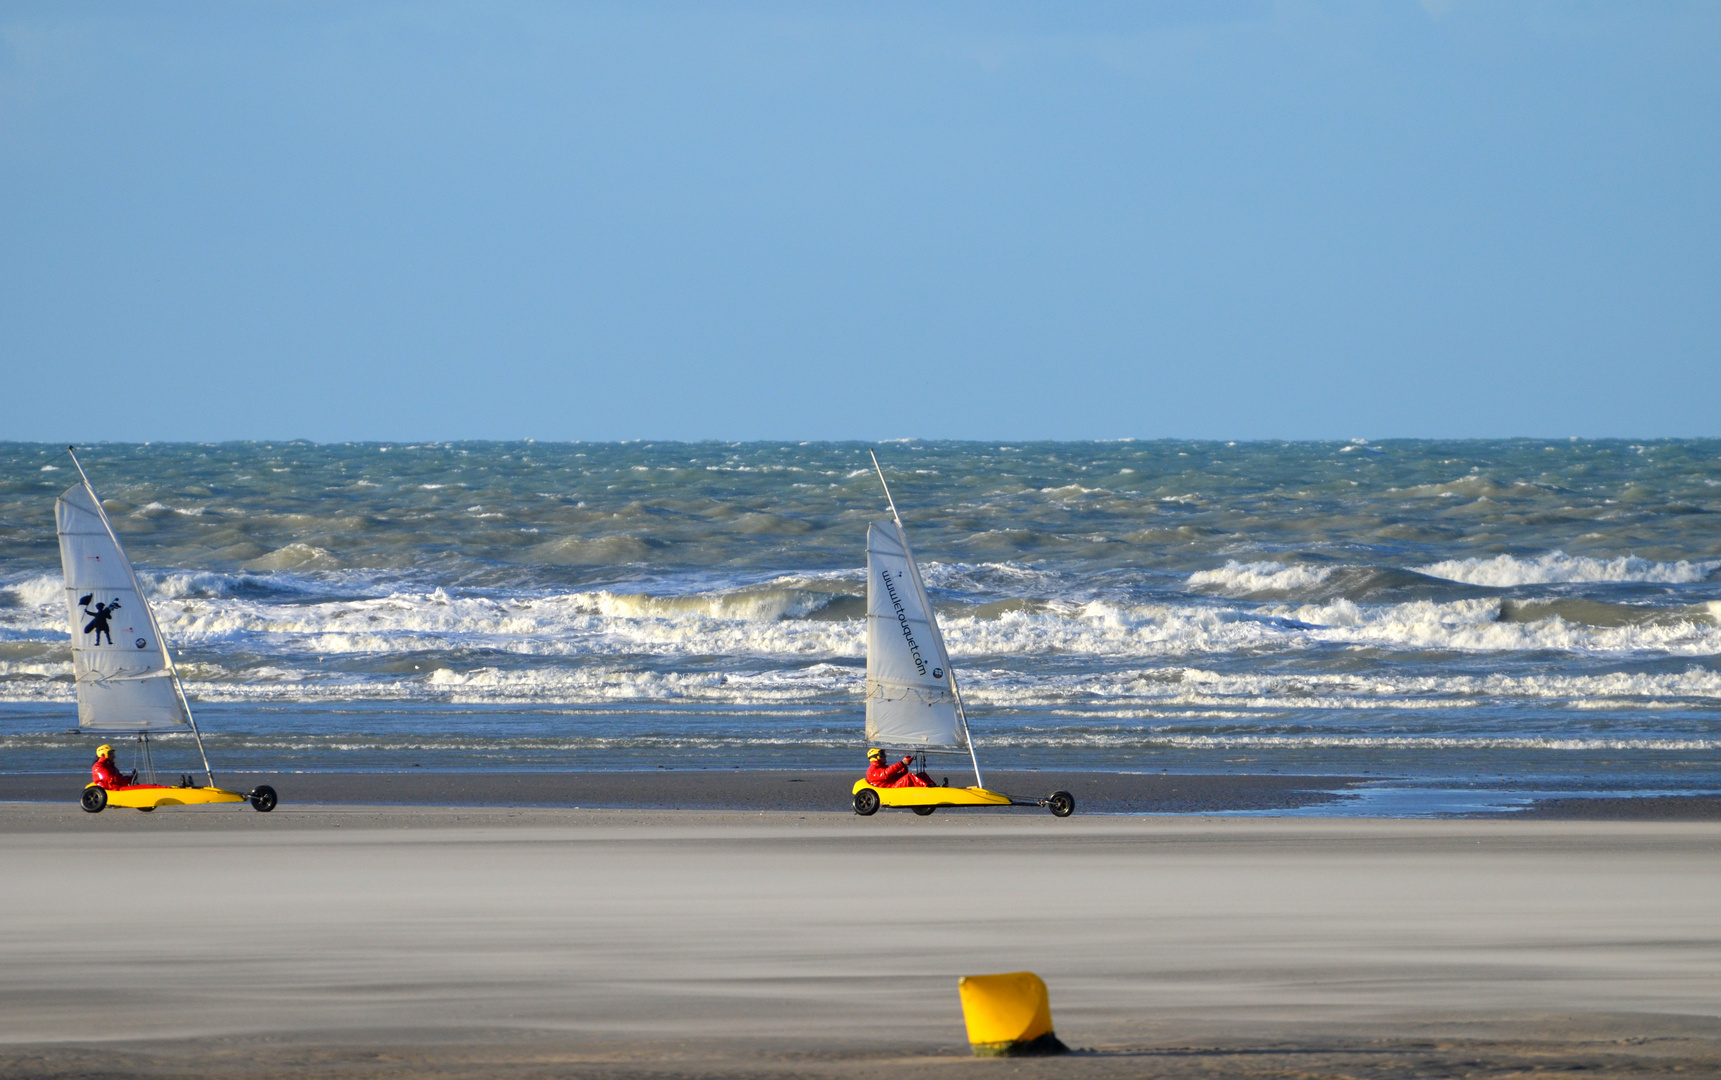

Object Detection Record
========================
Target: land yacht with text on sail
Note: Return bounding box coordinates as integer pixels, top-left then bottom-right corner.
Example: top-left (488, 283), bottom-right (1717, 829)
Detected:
top-left (59, 448), bottom-right (277, 814)
top-left (852, 452), bottom-right (1074, 818)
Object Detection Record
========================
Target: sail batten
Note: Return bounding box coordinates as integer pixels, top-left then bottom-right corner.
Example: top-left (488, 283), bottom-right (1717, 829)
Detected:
top-left (56, 482), bottom-right (189, 732)
top-left (865, 519), bottom-right (968, 752)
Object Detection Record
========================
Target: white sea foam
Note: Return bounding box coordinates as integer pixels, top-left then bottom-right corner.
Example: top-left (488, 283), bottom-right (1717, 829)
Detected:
top-left (2, 574), bottom-right (63, 609)
top-left (1187, 561), bottom-right (1334, 597)
top-left (4, 578), bottom-right (1720, 672)
top-left (5, 648), bottom-right (1721, 710)
top-left (1417, 551), bottom-right (1721, 587)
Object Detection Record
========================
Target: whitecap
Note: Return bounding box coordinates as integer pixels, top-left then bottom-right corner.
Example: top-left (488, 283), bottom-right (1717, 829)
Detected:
top-left (1187, 560), bottom-right (1334, 597)
top-left (1416, 551), bottom-right (1720, 586)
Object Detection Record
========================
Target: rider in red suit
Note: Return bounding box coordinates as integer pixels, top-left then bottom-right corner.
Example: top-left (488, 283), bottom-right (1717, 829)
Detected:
top-left (865, 748), bottom-right (935, 788)
top-left (90, 745), bottom-right (137, 789)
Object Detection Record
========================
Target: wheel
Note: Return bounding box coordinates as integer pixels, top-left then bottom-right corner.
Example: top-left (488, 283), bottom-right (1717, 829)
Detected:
top-left (853, 788), bottom-right (880, 816)
top-left (911, 805), bottom-right (937, 816)
top-left (249, 785), bottom-right (278, 813)
top-left (81, 787), bottom-right (106, 813)
top-left (1047, 791), bottom-right (1075, 818)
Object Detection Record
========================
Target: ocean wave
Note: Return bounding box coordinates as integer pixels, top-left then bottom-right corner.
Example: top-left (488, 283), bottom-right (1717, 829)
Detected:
top-left (961, 665), bottom-right (1721, 708)
top-left (242, 543), bottom-right (344, 572)
top-left (974, 734), bottom-right (1721, 752)
top-left (4, 656), bottom-right (1720, 710)
top-left (919, 560), bottom-right (1060, 594)
top-left (5, 568), bottom-right (376, 606)
top-left (576, 586), bottom-right (853, 622)
top-left (1186, 560), bottom-right (1334, 597)
top-left (1498, 597), bottom-right (1719, 629)
top-left (0, 575), bottom-right (63, 609)
top-left (1, 730), bottom-right (1710, 754)
top-left (3, 582), bottom-right (1720, 664)
top-left (1417, 551), bottom-right (1721, 587)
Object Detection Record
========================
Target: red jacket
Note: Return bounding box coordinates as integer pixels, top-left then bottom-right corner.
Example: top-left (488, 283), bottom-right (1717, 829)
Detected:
top-left (866, 756), bottom-right (931, 788)
top-left (91, 756), bottom-right (129, 790)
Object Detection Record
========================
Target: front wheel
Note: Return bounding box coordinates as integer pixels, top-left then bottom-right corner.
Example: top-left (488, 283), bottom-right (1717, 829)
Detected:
top-left (1047, 791), bottom-right (1075, 818)
top-left (81, 787), bottom-right (106, 813)
top-left (249, 785), bottom-right (278, 813)
top-left (911, 805), bottom-right (937, 817)
top-left (853, 788), bottom-right (880, 816)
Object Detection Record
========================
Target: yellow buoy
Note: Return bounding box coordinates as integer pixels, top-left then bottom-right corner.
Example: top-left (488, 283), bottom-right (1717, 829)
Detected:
top-left (956, 972), bottom-right (1069, 1057)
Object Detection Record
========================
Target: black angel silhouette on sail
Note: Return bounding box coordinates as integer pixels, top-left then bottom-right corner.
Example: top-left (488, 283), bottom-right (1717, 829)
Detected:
top-left (80, 594), bottom-right (121, 646)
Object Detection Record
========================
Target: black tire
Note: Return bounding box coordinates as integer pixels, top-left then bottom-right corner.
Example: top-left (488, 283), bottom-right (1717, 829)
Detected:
top-left (1047, 791), bottom-right (1075, 818)
top-left (249, 785), bottom-right (278, 813)
top-left (911, 805), bottom-right (937, 816)
top-left (81, 787), bottom-right (106, 813)
top-left (853, 788), bottom-right (880, 816)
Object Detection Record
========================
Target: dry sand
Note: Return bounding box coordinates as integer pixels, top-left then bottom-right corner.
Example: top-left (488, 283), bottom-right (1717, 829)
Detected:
top-left (1, 804), bottom-right (1717, 1078)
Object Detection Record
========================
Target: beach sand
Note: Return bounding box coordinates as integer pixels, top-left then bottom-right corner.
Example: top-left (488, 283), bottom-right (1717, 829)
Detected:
top-left (1, 805), bottom-right (1716, 1078)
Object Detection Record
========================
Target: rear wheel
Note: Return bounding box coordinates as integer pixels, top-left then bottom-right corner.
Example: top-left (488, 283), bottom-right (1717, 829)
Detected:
top-left (1047, 791), bottom-right (1075, 818)
top-left (911, 805), bottom-right (937, 817)
top-left (853, 788), bottom-right (879, 816)
top-left (249, 785), bottom-right (278, 813)
top-left (81, 787), bottom-right (106, 813)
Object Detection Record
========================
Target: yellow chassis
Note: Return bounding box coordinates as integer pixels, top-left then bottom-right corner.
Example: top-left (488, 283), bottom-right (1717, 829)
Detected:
top-left (852, 780), bottom-right (1075, 817)
top-left (854, 780), bottom-right (1014, 808)
top-left (85, 782), bottom-right (246, 810)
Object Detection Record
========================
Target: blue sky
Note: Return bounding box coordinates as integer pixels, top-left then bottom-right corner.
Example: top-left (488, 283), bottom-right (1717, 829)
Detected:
top-left (2, 2), bottom-right (1716, 441)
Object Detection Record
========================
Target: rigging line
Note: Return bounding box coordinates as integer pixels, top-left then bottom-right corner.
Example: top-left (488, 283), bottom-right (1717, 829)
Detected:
top-left (67, 447), bottom-right (217, 788)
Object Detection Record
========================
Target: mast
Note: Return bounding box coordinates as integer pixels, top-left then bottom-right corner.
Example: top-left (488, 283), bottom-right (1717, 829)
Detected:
top-left (868, 450), bottom-right (985, 789)
top-left (67, 447), bottom-right (216, 787)
top-left (870, 450), bottom-right (902, 526)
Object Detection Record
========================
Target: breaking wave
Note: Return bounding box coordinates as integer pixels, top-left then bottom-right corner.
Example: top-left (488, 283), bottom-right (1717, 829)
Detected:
top-left (1418, 551), bottom-right (1721, 587)
top-left (1187, 561), bottom-right (1334, 597)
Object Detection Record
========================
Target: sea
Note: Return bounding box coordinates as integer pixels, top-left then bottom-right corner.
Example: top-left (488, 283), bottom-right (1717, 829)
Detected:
top-left (2, 439), bottom-right (1718, 815)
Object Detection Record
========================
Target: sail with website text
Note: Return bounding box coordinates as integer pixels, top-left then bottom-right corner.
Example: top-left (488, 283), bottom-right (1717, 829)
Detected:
top-left (851, 452), bottom-right (1075, 818)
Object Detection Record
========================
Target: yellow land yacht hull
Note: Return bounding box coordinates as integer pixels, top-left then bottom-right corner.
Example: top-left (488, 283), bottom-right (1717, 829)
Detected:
top-left (83, 782), bottom-right (276, 813)
top-left (852, 780), bottom-right (1073, 817)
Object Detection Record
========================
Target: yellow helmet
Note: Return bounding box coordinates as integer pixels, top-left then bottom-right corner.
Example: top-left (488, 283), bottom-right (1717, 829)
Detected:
top-left (867, 748), bottom-right (885, 762)
top-left (96, 744), bottom-right (114, 758)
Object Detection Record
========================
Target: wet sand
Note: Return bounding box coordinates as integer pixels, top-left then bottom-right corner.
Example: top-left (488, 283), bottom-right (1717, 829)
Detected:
top-left (0, 769), bottom-right (1363, 813)
top-left (8, 769), bottom-right (1718, 819)
top-left (1, 806), bottom-right (1716, 1078)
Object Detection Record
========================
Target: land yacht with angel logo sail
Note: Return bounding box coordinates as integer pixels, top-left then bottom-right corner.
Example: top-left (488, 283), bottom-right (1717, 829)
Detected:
top-left (59, 448), bottom-right (277, 814)
top-left (852, 453), bottom-right (1075, 818)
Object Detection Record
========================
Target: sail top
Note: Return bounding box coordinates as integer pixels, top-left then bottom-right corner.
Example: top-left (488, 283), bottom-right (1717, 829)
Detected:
top-left (56, 481), bottom-right (189, 731)
top-left (865, 518), bottom-right (967, 752)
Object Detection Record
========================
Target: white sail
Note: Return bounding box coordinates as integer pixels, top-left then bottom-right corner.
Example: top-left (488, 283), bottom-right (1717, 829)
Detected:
top-left (56, 483), bottom-right (188, 731)
top-left (865, 519), bottom-right (967, 752)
